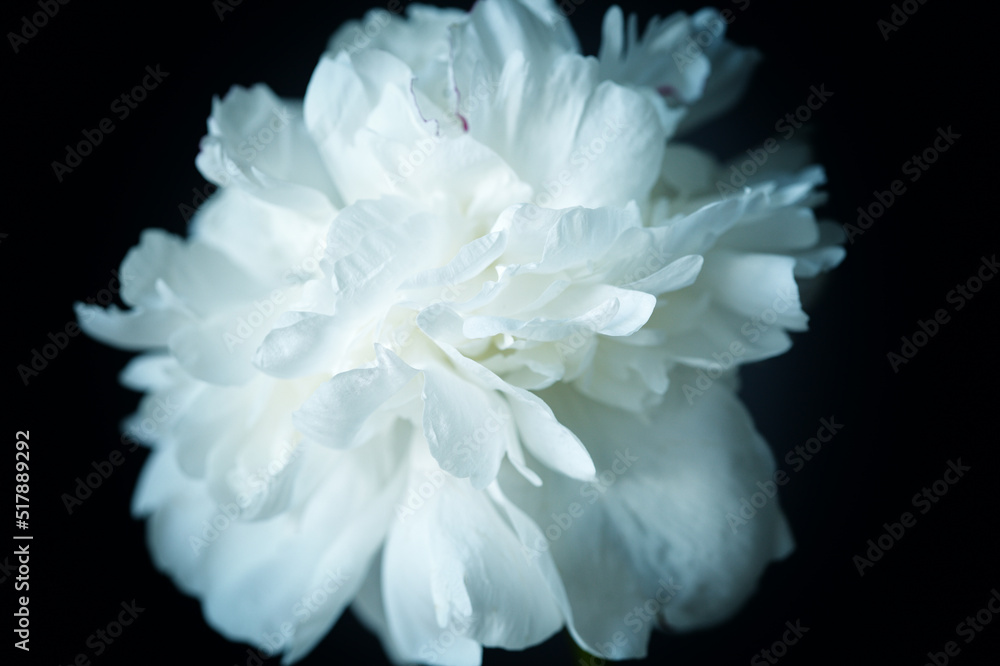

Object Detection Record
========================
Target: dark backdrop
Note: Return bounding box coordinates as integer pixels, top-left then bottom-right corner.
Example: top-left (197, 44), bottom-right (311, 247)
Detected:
top-left (5, 1), bottom-right (996, 665)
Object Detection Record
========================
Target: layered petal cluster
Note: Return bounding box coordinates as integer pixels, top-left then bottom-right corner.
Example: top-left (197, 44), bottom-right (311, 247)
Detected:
top-left (78, 1), bottom-right (842, 664)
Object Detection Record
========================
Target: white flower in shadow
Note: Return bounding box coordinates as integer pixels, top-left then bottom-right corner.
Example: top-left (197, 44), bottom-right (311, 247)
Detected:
top-left (78, 1), bottom-right (842, 663)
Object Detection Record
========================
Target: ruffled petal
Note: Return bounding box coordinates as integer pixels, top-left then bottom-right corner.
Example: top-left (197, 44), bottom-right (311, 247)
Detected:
top-left (452, 4), bottom-right (666, 208)
top-left (195, 83), bottom-right (338, 215)
top-left (294, 344), bottom-right (419, 448)
top-left (501, 368), bottom-right (793, 658)
top-left (382, 475), bottom-right (563, 664)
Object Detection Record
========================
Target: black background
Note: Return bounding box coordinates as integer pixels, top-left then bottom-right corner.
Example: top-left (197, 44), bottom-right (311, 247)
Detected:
top-left (5, 0), bottom-right (996, 665)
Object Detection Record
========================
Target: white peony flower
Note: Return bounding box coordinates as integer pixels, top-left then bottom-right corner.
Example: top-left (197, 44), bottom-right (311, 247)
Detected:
top-left (77, 1), bottom-right (843, 663)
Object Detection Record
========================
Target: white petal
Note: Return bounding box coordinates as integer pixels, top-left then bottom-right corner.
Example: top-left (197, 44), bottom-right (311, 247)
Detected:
top-left (571, 337), bottom-right (672, 412)
top-left (189, 186), bottom-right (328, 287)
top-left (325, 197), bottom-right (444, 307)
top-left (305, 49), bottom-right (429, 204)
top-left (452, 9), bottom-right (665, 208)
top-left (120, 228), bottom-right (268, 317)
top-left (140, 424), bottom-right (409, 661)
top-left (349, 550), bottom-right (409, 665)
top-left (622, 254), bottom-right (704, 295)
top-left (676, 11), bottom-right (762, 134)
top-left (167, 317), bottom-right (259, 385)
top-left (254, 311), bottom-right (344, 379)
top-left (382, 476), bottom-right (562, 664)
top-left (401, 230), bottom-right (507, 290)
top-left (420, 367), bottom-right (509, 489)
top-left (790, 221), bottom-right (847, 277)
top-left (720, 207), bottom-right (821, 253)
top-left (75, 303), bottom-right (191, 350)
top-left (535, 204), bottom-right (642, 273)
top-left (424, 339), bottom-right (596, 482)
top-left (195, 83), bottom-right (338, 214)
top-left (294, 344), bottom-right (418, 448)
top-left (697, 250), bottom-right (808, 329)
top-left (501, 370), bottom-right (793, 658)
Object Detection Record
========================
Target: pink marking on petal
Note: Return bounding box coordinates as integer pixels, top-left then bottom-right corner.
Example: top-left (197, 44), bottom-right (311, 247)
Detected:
top-left (409, 78), bottom-right (441, 136)
top-left (657, 85), bottom-right (677, 98)
top-left (447, 27), bottom-right (470, 133)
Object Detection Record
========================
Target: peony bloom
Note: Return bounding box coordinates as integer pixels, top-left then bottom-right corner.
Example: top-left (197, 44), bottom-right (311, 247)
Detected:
top-left (78, 1), bottom-right (843, 663)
